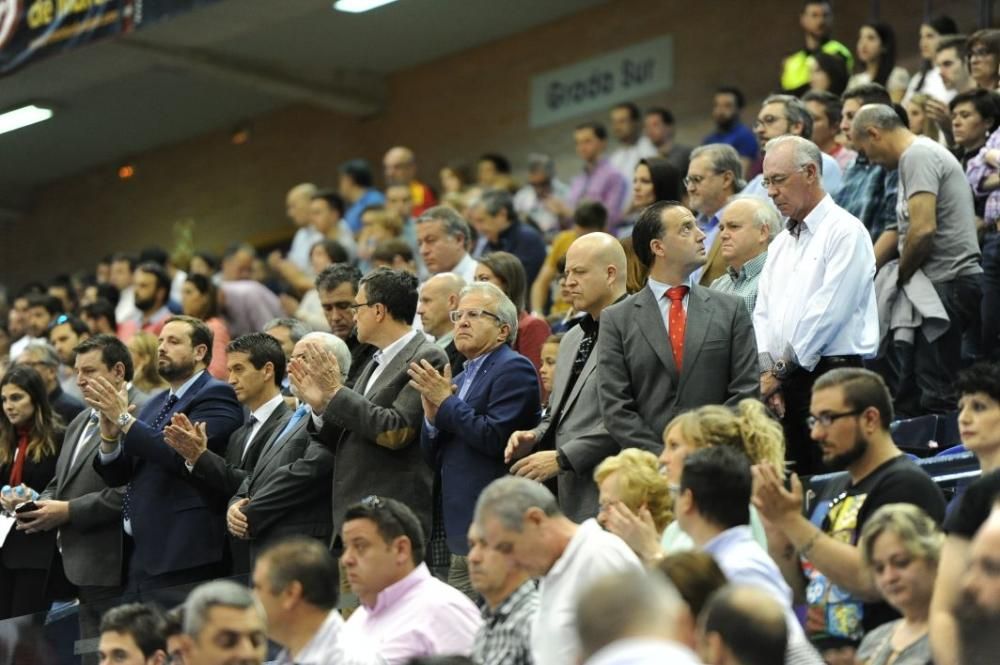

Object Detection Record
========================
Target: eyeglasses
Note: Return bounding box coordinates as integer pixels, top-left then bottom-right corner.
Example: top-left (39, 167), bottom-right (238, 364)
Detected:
top-left (449, 308), bottom-right (502, 324)
top-left (683, 172), bottom-right (719, 189)
top-left (348, 302), bottom-right (376, 312)
top-left (761, 167), bottom-right (806, 189)
top-left (806, 409), bottom-right (864, 429)
top-left (753, 114), bottom-right (786, 129)
top-left (969, 47), bottom-right (993, 58)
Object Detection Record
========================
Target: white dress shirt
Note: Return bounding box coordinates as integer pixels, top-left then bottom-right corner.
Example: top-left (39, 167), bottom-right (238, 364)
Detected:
top-left (753, 194), bottom-right (879, 372)
top-left (450, 253), bottom-right (479, 284)
top-left (363, 330), bottom-right (419, 395)
top-left (275, 609), bottom-right (383, 665)
top-left (242, 393), bottom-right (285, 461)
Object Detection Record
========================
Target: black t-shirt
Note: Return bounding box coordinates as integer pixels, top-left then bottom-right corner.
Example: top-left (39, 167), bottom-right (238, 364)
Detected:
top-left (944, 469), bottom-right (1000, 538)
top-left (804, 455), bottom-right (946, 650)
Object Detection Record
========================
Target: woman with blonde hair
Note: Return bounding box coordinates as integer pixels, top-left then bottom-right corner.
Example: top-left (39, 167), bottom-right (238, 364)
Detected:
top-left (603, 399), bottom-right (784, 561)
top-left (594, 448), bottom-right (672, 536)
top-left (127, 331), bottom-right (168, 395)
top-left (904, 93), bottom-right (941, 143)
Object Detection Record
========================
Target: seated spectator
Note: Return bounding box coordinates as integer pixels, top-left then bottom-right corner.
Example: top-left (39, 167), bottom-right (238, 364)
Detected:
top-left (576, 570), bottom-right (699, 665)
top-left (163, 606), bottom-right (185, 665)
top-left (109, 254), bottom-right (138, 327)
top-left (383, 146), bottom-right (437, 217)
top-left (357, 209), bottom-right (403, 273)
top-left (127, 331), bottom-right (168, 395)
top-left (848, 23), bottom-right (910, 103)
top-left (252, 537), bottom-right (378, 665)
top-left (467, 521), bottom-right (538, 665)
top-left (513, 153), bottom-right (571, 239)
top-left (902, 16), bottom-right (959, 105)
top-left (753, 368), bottom-right (946, 660)
top-left (309, 189), bottom-right (357, 262)
top-left (372, 238), bottom-right (418, 275)
top-left (188, 251), bottom-right (220, 280)
top-left (856, 503), bottom-right (943, 665)
top-left (803, 90), bottom-right (857, 171)
top-left (23, 293), bottom-right (61, 348)
top-left (538, 333), bottom-right (560, 406)
top-left (594, 448), bottom-right (672, 539)
top-left (780, 0), bottom-right (853, 96)
top-left (476, 153), bottom-right (515, 192)
top-left (656, 551), bottom-right (728, 648)
top-left (474, 476), bottom-right (642, 665)
top-left (702, 86), bottom-right (759, 175)
top-left (218, 244), bottom-right (284, 337)
top-left (709, 196), bottom-right (780, 314)
top-left (608, 102), bottom-right (657, 190)
top-left (476, 190), bottom-right (546, 286)
top-left (808, 51), bottom-right (850, 96)
top-left (475, 252), bottom-right (550, 371)
top-left (955, 505), bottom-right (1000, 665)
top-left (181, 274), bottom-right (231, 380)
top-left (967, 29), bottom-right (1000, 91)
top-left (118, 262), bottom-right (173, 343)
top-left (340, 496), bottom-right (481, 664)
top-left (529, 200), bottom-right (606, 319)
top-left (177, 580), bottom-right (268, 665)
top-left (82, 298), bottom-right (118, 336)
top-left (965, 133), bottom-right (1000, 358)
top-left (935, 35), bottom-right (974, 99)
top-left (47, 312), bottom-right (90, 400)
top-left (906, 92), bottom-right (943, 142)
top-left (620, 157), bottom-right (683, 238)
top-left (697, 586), bottom-right (789, 665)
top-left (644, 107), bottom-right (693, 177)
top-left (339, 160), bottom-right (386, 235)
top-left (97, 603), bottom-right (168, 665)
top-left (17, 340), bottom-right (86, 424)
top-left (950, 89), bottom-right (1000, 179)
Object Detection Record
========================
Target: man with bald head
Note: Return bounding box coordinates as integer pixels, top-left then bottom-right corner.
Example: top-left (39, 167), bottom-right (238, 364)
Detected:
top-left (384, 146), bottom-right (437, 217)
top-left (709, 196), bottom-right (781, 314)
top-left (754, 135), bottom-right (878, 475)
top-left (852, 103), bottom-right (983, 418)
top-left (417, 273), bottom-right (466, 377)
top-left (698, 586), bottom-right (789, 665)
top-left (506, 233), bottom-right (629, 521)
top-left (284, 183), bottom-right (321, 274)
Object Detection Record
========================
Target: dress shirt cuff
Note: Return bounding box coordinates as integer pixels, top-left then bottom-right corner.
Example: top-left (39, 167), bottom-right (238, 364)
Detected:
top-left (424, 417), bottom-right (439, 438)
top-left (311, 410), bottom-right (324, 429)
top-left (184, 460), bottom-right (195, 473)
top-left (99, 445), bottom-right (123, 464)
top-left (758, 353), bottom-right (775, 373)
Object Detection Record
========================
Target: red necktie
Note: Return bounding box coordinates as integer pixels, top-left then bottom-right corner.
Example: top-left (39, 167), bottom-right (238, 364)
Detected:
top-left (666, 286), bottom-right (689, 369)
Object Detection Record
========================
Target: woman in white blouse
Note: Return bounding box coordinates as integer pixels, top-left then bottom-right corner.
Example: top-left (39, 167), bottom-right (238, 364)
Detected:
top-left (848, 23), bottom-right (911, 103)
top-left (902, 16), bottom-right (960, 105)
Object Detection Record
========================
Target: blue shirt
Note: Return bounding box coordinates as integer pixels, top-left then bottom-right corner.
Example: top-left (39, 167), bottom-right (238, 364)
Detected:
top-left (344, 188), bottom-right (386, 234)
top-left (484, 221), bottom-right (547, 285)
top-left (424, 348), bottom-right (498, 437)
top-left (703, 122), bottom-right (759, 160)
top-left (833, 155), bottom-right (899, 240)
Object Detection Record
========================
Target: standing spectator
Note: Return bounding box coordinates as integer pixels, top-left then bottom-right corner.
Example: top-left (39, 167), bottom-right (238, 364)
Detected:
top-left (608, 102), bottom-right (657, 193)
top-left (475, 252), bottom-right (550, 371)
top-left (808, 51), bottom-right (850, 97)
top-left (314, 264), bottom-right (377, 388)
top-left (780, 0), bottom-right (853, 96)
top-left (561, 122), bottom-right (629, 231)
top-left (703, 86), bottom-right (759, 175)
top-left (309, 190), bottom-right (357, 261)
top-left (384, 146), bottom-right (438, 217)
top-left (530, 200), bottom-right (607, 319)
top-left (340, 159), bottom-right (386, 235)
top-left (684, 144), bottom-right (746, 285)
top-left (848, 23), bottom-right (910, 103)
top-left (81, 299), bottom-right (118, 337)
top-left (599, 202), bottom-right (758, 456)
top-left (473, 476), bottom-right (643, 665)
top-left (902, 16), bottom-right (959, 105)
top-left (513, 153), bottom-right (571, 239)
top-left (644, 107), bottom-right (692, 176)
top-left (417, 273), bottom-right (466, 377)
top-left (476, 190), bottom-right (547, 285)
top-left (416, 206), bottom-right (479, 284)
top-left (803, 90), bottom-right (857, 171)
top-left (181, 274), bottom-right (231, 381)
top-left (0, 365), bottom-right (66, 620)
top-left (753, 368), bottom-right (945, 661)
top-left (852, 104), bottom-right (983, 416)
top-left (709, 196), bottom-right (781, 315)
top-left (754, 135), bottom-right (877, 474)
top-left (967, 30), bottom-right (1000, 91)
top-left (118, 263), bottom-right (173, 343)
top-left (282, 183), bottom-right (322, 274)
top-left (18, 341), bottom-right (86, 425)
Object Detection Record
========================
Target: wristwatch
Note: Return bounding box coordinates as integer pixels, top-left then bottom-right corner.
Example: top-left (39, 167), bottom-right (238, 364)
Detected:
top-left (773, 359), bottom-right (798, 381)
top-left (116, 412), bottom-right (133, 429)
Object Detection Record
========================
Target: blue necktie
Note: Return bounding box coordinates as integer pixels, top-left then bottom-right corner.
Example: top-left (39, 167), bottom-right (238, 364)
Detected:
top-left (263, 405), bottom-right (308, 459)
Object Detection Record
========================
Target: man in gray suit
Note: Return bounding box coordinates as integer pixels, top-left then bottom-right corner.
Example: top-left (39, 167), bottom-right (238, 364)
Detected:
top-left (289, 267), bottom-right (448, 542)
top-left (18, 334), bottom-right (148, 661)
top-left (506, 233), bottom-right (628, 522)
top-left (598, 201), bottom-right (759, 454)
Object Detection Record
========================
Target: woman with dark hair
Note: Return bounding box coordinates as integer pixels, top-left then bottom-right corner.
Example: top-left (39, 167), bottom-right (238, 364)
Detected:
top-left (903, 15), bottom-right (959, 104)
top-left (181, 273), bottom-right (230, 380)
top-left (849, 23), bottom-right (910, 102)
top-left (967, 29), bottom-right (1000, 91)
top-left (475, 252), bottom-right (551, 372)
top-left (809, 51), bottom-right (850, 96)
top-left (950, 89), bottom-right (1000, 179)
top-left (620, 157), bottom-right (683, 238)
top-left (0, 365), bottom-right (66, 620)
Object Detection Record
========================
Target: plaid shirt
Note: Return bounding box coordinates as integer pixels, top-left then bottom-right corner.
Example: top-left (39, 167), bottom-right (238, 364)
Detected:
top-left (833, 155), bottom-right (898, 240)
top-left (709, 251), bottom-right (768, 314)
top-left (472, 580), bottom-right (539, 665)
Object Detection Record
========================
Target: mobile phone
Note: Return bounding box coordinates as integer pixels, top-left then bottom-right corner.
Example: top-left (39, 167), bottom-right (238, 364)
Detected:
top-left (14, 501), bottom-right (37, 515)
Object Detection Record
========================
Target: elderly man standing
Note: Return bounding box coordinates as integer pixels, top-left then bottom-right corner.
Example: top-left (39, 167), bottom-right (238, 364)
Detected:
top-left (755, 135), bottom-right (878, 476)
top-left (475, 476), bottom-right (642, 665)
top-left (411, 282), bottom-right (540, 596)
top-left (685, 143), bottom-right (746, 285)
top-left (709, 196), bottom-right (782, 314)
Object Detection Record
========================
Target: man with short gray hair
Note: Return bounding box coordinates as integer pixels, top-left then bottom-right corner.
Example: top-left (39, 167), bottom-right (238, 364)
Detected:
top-left (685, 143), bottom-right (746, 285)
top-left (179, 579), bottom-right (268, 665)
top-left (754, 134), bottom-right (878, 475)
top-left (416, 206), bottom-right (478, 283)
top-left (709, 196), bottom-right (780, 314)
top-left (411, 282), bottom-right (541, 596)
top-left (478, 189), bottom-right (547, 284)
top-left (18, 340), bottom-right (86, 424)
top-left (474, 476), bottom-right (642, 665)
top-left (514, 153), bottom-right (572, 238)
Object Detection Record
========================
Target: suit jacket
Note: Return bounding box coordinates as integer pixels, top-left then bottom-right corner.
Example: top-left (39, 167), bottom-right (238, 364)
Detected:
top-left (699, 233), bottom-right (728, 286)
top-left (93, 372), bottom-right (244, 577)
top-left (532, 321), bottom-right (619, 522)
top-left (317, 332), bottom-right (447, 542)
top-left (598, 284), bottom-right (759, 453)
top-left (50, 386), bottom-right (85, 428)
top-left (421, 345), bottom-right (541, 554)
top-left (2, 431), bottom-right (63, 571)
top-left (233, 414), bottom-right (334, 561)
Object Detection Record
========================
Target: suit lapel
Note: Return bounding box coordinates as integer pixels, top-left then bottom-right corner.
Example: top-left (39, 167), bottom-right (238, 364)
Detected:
top-left (241, 402), bottom-right (289, 470)
top-left (251, 415), bottom-right (308, 487)
top-left (459, 347), bottom-right (503, 406)
top-left (676, 286), bottom-right (713, 394)
top-left (561, 346), bottom-right (597, 414)
top-left (366, 334), bottom-right (422, 397)
top-left (635, 287), bottom-right (678, 376)
top-left (546, 327), bottom-right (579, 417)
top-left (57, 415), bottom-right (92, 488)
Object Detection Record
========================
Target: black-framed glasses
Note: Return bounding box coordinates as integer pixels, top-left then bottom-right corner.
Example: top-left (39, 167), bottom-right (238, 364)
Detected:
top-left (321, 301), bottom-right (354, 312)
top-left (450, 308), bottom-right (501, 324)
top-left (753, 114), bottom-right (786, 129)
top-left (683, 172), bottom-right (720, 189)
top-left (806, 409), bottom-right (864, 429)
top-left (348, 302), bottom-right (376, 312)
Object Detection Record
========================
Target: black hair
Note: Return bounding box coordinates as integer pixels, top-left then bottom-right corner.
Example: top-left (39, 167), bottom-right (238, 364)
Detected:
top-left (575, 121), bottom-right (608, 141)
top-left (315, 263), bottom-right (362, 294)
top-left (47, 313), bottom-right (89, 339)
top-left (226, 332), bottom-right (286, 387)
top-left (956, 362), bottom-right (1000, 403)
top-left (478, 153), bottom-right (512, 174)
top-left (841, 82), bottom-right (892, 106)
top-left (812, 51), bottom-right (850, 96)
top-left (138, 246), bottom-right (169, 267)
top-left (110, 253), bottom-right (137, 271)
top-left (164, 315), bottom-right (215, 368)
top-left (191, 251), bottom-right (220, 273)
top-left (680, 446), bottom-right (752, 530)
top-left (136, 262), bottom-right (171, 301)
top-left (702, 587), bottom-right (788, 665)
top-left (310, 239), bottom-right (350, 266)
top-left (638, 157), bottom-right (684, 202)
top-left (861, 23), bottom-right (899, 88)
top-left (339, 159), bottom-right (374, 189)
top-left (573, 201), bottom-right (608, 231)
top-left (74, 334), bottom-right (135, 382)
top-left (184, 273), bottom-right (220, 319)
top-left (612, 101), bottom-right (642, 121)
top-left (802, 89), bottom-right (843, 127)
top-left (814, 367), bottom-right (894, 429)
top-left (631, 200), bottom-right (684, 269)
top-left (645, 106), bottom-right (675, 125)
top-left (343, 496), bottom-right (426, 565)
top-left (259, 537), bottom-right (340, 610)
top-left (715, 86), bottom-right (746, 109)
top-left (312, 190), bottom-right (346, 217)
top-left (359, 268), bottom-right (419, 325)
top-left (82, 298), bottom-right (118, 331)
top-left (26, 293), bottom-right (62, 316)
top-left (99, 603), bottom-right (167, 659)
top-left (949, 89), bottom-right (1000, 133)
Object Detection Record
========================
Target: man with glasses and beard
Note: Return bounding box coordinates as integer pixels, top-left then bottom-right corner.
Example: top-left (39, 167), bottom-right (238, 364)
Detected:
top-left (752, 368), bottom-right (944, 663)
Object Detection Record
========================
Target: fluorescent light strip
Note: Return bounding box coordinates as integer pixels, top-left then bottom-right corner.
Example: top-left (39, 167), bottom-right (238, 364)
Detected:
top-left (0, 105), bottom-right (53, 136)
top-left (333, 0), bottom-right (399, 13)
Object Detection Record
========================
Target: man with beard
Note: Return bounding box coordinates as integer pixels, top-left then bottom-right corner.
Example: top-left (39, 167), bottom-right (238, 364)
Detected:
top-left (702, 86), bottom-right (759, 175)
top-left (118, 263), bottom-right (173, 343)
top-left (955, 506), bottom-right (1000, 665)
top-left (752, 368), bottom-right (944, 662)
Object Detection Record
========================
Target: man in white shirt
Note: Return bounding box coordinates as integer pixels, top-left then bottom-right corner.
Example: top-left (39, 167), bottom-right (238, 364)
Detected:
top-left (754, 135), bottom-right (878, 476)
top-left (415, 206), bottom-right (479, 284)
top-left (474, 476), bottom-right (643, 665)
top-left (608, 102), bottom-right (658, 196)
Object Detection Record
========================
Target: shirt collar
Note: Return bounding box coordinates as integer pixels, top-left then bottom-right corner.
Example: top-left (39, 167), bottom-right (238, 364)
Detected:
top-left (584, 157), bottom-right (610, 175)
top-left (646, 275), bottom-right (695, 302)
top-left (580, 293), bottom-right (627, 336)
top-left (281, 610), bottom-right (344, 664)
top-left (702, 525), bottom-right (753, 557)
top-left (547, 518), bottom-right (596, 579)
top-left (171, 370), bottom-right (205, 401)
top-left (727, 251), bottom-right (768, 282)
top-left (463, 345), bottom-right (501, 373)
top-left (366, 562), bottom-right (430, 613)
top-left (250, 393), bottom-right (284, 425)
top-left (788, 193), bottom-right (835, 237)
top-left (373, 329), bottom-right (419, 368)
top-left (482, 579), bottom-right (536, 622)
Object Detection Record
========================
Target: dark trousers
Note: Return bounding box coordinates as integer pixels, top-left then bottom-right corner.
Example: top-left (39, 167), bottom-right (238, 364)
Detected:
top-left (782, 355), bottom-right (864, 476)
top-left (982, 233), bottom-right (1000, 360)
top-left (123, 535), bottom-right (225, 608)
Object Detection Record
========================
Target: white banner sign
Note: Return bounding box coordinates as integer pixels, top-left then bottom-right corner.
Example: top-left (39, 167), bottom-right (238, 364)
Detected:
top-left (529, 35), bottom-right (674, 128)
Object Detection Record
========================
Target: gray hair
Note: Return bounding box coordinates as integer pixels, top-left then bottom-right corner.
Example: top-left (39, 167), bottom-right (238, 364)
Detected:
top-left (183, 580), bottom-right (265, 638)
top-left (479, 189), bottom-right (516, 220)
top-left (459, 282), bottom-right (519, 345)
top-left (526, 153), bottom-right (556, 178)
top-left (690, 143), bottom-right (747, 192)
top-left (301, 331), bottom-right (351, 380)
top-left (762, 94), bottom-right (814, 140)
top-left (474, 476), bottom-right (561, 532)
top-left (263, 317), bottom-right (309, 343)
top-left (729, 195), bottom-right (783, 240)
top-left (852, 103), bottom-right (905, 134)
top-left (764, 135), bottom-right (824, 175)
top-left (19, 341), bottom-right (60, 367)
top-left (416, 205), bottom-right (472, 246)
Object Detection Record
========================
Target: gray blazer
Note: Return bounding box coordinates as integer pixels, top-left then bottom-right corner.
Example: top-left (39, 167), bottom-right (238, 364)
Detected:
top-left (40, 410), bottom-right (124, 588)
top-left (317, 332), bottom-right (447, 542)
top-left (598, 284), bottom-right (759, 453)
top-left (532, 322), bottom-right (618, 522)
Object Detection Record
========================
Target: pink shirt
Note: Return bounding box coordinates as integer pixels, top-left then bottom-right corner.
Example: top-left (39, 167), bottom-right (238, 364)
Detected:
top-left (344, 563), bottom-right (482, 664)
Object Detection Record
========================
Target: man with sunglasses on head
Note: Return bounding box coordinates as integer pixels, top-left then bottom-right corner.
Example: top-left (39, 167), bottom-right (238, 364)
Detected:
top-left (752, 367), bottom-right (944, 664)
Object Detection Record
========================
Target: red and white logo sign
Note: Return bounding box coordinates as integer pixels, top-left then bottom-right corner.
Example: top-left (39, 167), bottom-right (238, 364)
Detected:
top-left (0, 0), bottom-right (22, 52)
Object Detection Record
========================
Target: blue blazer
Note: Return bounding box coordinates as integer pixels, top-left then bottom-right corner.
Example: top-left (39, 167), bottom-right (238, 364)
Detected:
top-left (93, 372), bottom-right (244, 576)
top-left (421, 344), bottom-right (541, 554)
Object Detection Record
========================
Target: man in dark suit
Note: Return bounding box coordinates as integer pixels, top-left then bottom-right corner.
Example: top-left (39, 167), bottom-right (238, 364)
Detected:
top-left (506, 233), bottom-right (628, 522)
top-left (85, 315), bottom-right (244, 600)
top-left (226, 332), bottom-right (349, 563)
top-left (598, 201), bottom-right (759, 454)
top-left (288, 268), bottom-right (447, 544)
top-left (162, 332), bottom-right (290, 576)
top-left (411, 282), bottom-right (541, 595)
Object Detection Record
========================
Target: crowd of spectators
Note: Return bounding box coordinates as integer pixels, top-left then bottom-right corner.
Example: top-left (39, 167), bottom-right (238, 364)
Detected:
top-left (3, 2), bottom-right (1000, 664)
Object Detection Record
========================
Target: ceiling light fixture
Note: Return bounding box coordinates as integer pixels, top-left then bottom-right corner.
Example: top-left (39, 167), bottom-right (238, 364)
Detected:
top-left (332, 0), bottom-right (399, 14)
top-left (0, 104), bottom-right (53, 136)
